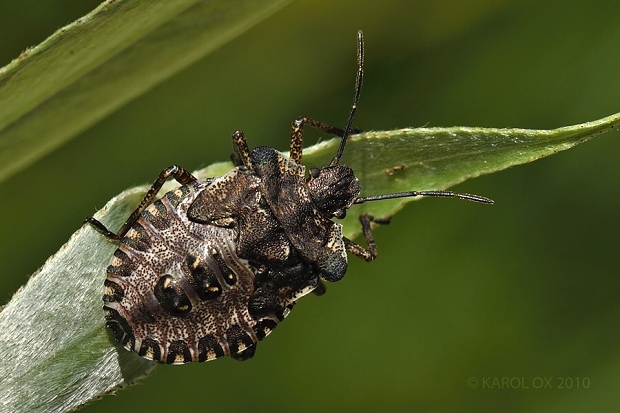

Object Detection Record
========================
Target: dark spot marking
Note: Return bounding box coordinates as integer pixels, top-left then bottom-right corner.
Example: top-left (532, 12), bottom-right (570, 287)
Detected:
top-left (226, 325), bottom-right (255, 354)
top-left (154, 275), bottom-right (192, 317)
top-left (142, 200), bottom-right (170, 230)
top-left (165, 185), bottom-right (191, 207)
top-left (103, 279), bottom-right (124, 303)
top-left (212, 253), bottom-right (237, 286)
top-left (122, 223), bottom-right (150, 252)
top-left (230, 343), bottom-right (256, 361)
top-left (198, 334), bottom-right (225, 362)
top-left (186, 254), bottom-right (222, 300)
top-left (166, 340), bottom-right (192, 364)
top-left (107, 249), bottom-right (135, 277)
top-left (253, 319), bottom-right (278, 340)
top-left (138, 337), bottom-right (162, 361)
top-left (103, 307), bottom-right (135, 349)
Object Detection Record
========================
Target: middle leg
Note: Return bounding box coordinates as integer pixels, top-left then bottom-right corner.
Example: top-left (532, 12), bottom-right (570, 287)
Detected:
top-left (344, 214), bottom-right (391, 262)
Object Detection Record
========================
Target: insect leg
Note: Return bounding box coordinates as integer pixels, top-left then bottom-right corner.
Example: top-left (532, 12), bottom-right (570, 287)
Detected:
top-left (312, 280), bottom-right (327, 296)
top-left (343, 214), bottom-right (391, 262)
top-left (290, 31), bottom-right (365, 165)
top-left (289, 117), bottom-right (348, 164)
top-left (231, 130), bottom-right (252, 167)
top-left (85, 165), bottom-right (197, 240)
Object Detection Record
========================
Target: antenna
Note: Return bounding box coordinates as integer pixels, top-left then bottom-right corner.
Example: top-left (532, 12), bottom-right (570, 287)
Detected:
top-left (329, 31), bottom-right (494, 207)
top-left (330, 30), bottom-right (364, 167)
top-left (354, 190), bottom-right (494, 205)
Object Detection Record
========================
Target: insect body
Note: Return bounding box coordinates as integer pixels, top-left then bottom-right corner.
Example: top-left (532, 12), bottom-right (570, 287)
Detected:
top-left (86, 31), bottom-right (492, 364)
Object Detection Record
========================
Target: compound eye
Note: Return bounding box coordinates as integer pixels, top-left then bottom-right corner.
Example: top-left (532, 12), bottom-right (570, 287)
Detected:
top-left (309, 168), bottom-right (320, 178)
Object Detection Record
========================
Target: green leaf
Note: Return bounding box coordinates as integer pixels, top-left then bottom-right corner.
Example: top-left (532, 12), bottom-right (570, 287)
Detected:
top-left (1, 112), bottom-right (617, 411)
top-left (307, 113), bottom-right (620, 236)
top-left (0, 0), bottom-right (294, 184)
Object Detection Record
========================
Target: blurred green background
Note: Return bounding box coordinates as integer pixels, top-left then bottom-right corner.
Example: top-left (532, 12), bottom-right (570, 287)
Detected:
top-left (2, 0), bottom-right (620, 412)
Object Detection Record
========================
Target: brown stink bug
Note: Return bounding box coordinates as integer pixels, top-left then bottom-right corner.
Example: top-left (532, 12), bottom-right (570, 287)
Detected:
top-left (86, 31), bottom-right (493, 364)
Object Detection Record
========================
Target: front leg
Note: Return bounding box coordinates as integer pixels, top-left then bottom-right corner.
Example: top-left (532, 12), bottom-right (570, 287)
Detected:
top-left (85, 165), bottom-right (197, 240)
top-left (344, 214), bottom-right (391, 262)
top-left (289, 117), bottom-right (348, 164)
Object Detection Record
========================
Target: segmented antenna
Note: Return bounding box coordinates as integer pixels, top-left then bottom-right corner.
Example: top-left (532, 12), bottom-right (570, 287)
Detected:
top-left (331, 31), bottom-right (493, 207)
top-left (354, 190), bottom-right (494, 205)
top-left (330, 30), bottom-right (364, 167)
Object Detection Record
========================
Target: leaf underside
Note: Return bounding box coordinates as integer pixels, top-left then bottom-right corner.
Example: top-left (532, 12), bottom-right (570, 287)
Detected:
top-left (0, 112), bottom-right (618, 412)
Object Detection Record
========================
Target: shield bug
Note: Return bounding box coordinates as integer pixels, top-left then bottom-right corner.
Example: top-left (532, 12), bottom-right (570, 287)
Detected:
top-left (86, 31), bottom-right (493, 364)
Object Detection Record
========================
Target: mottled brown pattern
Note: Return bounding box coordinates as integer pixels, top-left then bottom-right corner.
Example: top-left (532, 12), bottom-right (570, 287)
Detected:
top-left (104, 179), bottom-right (289, 364)
top-left (86, 31), bottom-right (491, 366)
